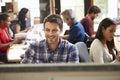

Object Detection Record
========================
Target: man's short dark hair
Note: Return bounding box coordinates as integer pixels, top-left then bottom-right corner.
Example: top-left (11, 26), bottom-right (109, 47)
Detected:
top-left (87, 5), bottom-right (101, 14)
top-left (43, 14), bottom-right (63, 30)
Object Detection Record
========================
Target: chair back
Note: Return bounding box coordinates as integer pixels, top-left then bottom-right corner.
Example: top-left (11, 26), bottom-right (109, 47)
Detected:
top-left (75, 42), bottom-right (90, 62)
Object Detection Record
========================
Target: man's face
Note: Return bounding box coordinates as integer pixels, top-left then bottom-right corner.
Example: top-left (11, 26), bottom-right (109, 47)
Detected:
top-left (91, 13), bottom-right (99, 20)
top-left (44, 22), bottom-right (62, 44)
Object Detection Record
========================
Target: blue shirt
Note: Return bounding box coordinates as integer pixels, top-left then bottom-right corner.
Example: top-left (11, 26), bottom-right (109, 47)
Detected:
top-left (68, 20), bottom-right (87, 44)
top-left (21, 39), bottom-right (79, 63)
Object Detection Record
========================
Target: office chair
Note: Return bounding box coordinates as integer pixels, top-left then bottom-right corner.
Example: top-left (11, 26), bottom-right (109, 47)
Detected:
top-left (75, 42), bottom-right (90, 62)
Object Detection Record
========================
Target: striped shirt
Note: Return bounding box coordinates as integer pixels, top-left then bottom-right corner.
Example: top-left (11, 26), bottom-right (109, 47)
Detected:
top-left (21, 39), bottom-right (79, 64)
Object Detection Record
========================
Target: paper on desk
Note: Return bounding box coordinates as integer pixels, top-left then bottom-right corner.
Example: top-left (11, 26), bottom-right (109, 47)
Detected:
top-left (10, 44), bottom-right (29, 49)
top-left (7, 48), bottom-right (26, 60)
top-left (15, 33), bottom-right (27, 38)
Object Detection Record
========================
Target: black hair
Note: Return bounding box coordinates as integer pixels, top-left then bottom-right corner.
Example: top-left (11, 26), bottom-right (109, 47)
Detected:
top-left (95, 18), bottom-right (116, 40)
top-left (0, 13), bottom-right (9, 23)
top-left (18, 8), bottom-right (29, 30)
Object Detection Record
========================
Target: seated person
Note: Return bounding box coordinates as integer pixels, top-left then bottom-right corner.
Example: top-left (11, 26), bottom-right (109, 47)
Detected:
top-left (90, 18), bottom-right (120, 63)
top-left (21, 14), bottom-right (79, 64)
top-left (80, 5), bottom-right (101, 39)
top-left (14, 8), bottom-right (32, 33)
top-left (61, 9), bottom-right (87, 44)
top-left (0, 13), bottom-right (24, 63)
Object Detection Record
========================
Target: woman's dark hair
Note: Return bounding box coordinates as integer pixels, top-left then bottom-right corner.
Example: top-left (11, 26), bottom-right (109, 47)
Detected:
top-left (95, 18), bottom-right (116, 60)
top-left (106, 39), bottom-right (116, 60)
top-left (0, 13), bottom-right (9, 23)
top-left (18, 8), bottom-right (29, 30)
top-left (95, 18), bottom-right (116, 40)
top-left (43, 14), bottom-right (63, 31)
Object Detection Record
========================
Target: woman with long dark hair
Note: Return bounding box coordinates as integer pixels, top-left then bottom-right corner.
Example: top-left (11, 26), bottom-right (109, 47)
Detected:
top-left (90, 18), bottom-right (120, 63)
top-left (15, 8), bottom-right (32, 33)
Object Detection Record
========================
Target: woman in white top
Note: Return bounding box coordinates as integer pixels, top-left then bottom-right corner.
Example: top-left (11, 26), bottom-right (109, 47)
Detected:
top-left (90, 18), bottom-right (120, 63)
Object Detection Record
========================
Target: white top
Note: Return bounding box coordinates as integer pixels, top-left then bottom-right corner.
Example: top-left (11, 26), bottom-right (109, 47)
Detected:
top-left (90, 39), bottom-right (118, 63)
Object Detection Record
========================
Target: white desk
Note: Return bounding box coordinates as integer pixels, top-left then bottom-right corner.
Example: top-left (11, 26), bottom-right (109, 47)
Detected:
top-left (7, 44), bottom-right (28, 63)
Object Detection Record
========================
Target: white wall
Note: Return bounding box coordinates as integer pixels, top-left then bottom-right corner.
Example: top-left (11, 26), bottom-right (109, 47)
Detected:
top-left (107, 0), bottom-right (118, 18)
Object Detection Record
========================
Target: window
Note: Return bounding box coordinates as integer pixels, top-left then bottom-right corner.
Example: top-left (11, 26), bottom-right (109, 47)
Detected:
top-left (61, 0), bottom-right (84, 21)
top-left (94, 0), bottom-right (119, 32)
top-left (118, 0), bottom-right (120, 17)
top-left (0, 0), bottom-right (40, 25)
top-left (17, 0), bottom-right (40, 25)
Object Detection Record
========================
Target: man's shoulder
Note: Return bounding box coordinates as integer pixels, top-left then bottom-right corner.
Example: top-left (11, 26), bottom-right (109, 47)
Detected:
top-left (91, 39), bottom-right (102, 47)
top-left (61, 39), bottom-right (75, 47)
top-left (72, 21), bottom-right (83, 28)
top-left (81, 17), bottom-right (89, 22)
top-left (30, 39), bottom-right (46, 47)
top-left (74, 22), bottom-right (84, 31)
top-left (38, 39), bottom-right (46, 46)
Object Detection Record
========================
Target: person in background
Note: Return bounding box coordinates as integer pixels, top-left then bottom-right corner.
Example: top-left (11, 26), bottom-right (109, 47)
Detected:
top-left (0, 13), bottom-right (24, 63)
top-left (21, 14), bottom-right (79, 64)
top-left (15, 8), bottom-right (32, 33)
top-left (90, 18), bottom-right (120, 63)
top-left (61, 9), bottom-right (87, 44)
top-left (80, 5), bottom-right (101, 39)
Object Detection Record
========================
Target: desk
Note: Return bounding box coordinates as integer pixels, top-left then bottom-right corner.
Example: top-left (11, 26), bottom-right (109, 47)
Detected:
top-left (7, 44), bottom-right (28, 63)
